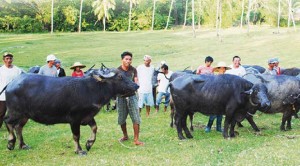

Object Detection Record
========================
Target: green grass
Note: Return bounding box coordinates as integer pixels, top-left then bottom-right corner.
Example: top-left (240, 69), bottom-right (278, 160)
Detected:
top-left (0, 27), bottom-right (300, 165)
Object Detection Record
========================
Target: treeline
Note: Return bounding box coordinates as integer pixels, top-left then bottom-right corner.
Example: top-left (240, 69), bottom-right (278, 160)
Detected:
top-left (0, 0), bottom-right (299, 33)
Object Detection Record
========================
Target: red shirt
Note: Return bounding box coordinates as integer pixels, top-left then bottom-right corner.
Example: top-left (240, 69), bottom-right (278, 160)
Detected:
top-left (276, 67), bottom-right (281, 75)
top-left (196, 66), bottom-right (214, 75)
top-left (72, 70), bottom-right (84, 77)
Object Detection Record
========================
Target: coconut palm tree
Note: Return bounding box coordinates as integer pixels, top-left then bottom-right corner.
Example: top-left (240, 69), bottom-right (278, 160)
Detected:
top-left (183, 0), bottom-right (189, 29)
top-left (151, 0), bottom-right (156, 30)
top-left (92, 0), bottom-right (116, 31)
top-left (165, 0), bottom-right (174, 30)
top-left (192, 0), bottom-right (196, 37)
top-left (277, 0), bottom-right (281, 33)
top-left (246, 0), bottom-right (252, 34)
top-left (125, 0), bottom-right (139, 32)
top-left (196, 0), bottom-right (209, 30)
top-left (78, 0), bottom-right (84, 33)
top-left (240, 0), bottom-right (245, 28)
top-left (51, 0), bottom-right (54, 34)
top-left (216, 0), bottom-right (221, 36)
top-left (287, 0), bottom-right (296, 31)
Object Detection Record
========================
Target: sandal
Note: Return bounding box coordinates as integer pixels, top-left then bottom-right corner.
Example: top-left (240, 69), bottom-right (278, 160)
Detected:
top-left (119, 137), bottom-right (128, 142)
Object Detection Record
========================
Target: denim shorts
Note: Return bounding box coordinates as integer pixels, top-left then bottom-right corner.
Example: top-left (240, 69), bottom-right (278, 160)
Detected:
top-left (138, 93), bottom-right (154, 108)
top-left (117, 95), bottom-right (141, 125)
top-left (156, 92), bottom-right (170, 106)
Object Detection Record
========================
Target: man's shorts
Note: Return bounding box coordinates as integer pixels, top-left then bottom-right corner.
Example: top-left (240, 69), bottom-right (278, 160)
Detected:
top-left (156, 92), bottom-right (171, 107)
top-left (138, 93), bottom-right (154, 108)
top-left (117, 95), bottom-right (141, 125)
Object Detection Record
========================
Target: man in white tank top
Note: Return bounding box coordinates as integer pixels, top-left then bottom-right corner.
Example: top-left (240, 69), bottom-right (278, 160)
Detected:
top-left (136, 55), bottom-right (155, 116)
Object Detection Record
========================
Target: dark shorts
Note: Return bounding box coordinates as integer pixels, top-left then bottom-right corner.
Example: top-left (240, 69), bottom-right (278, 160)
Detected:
top-left (117, 95), bottom-right (141, 125)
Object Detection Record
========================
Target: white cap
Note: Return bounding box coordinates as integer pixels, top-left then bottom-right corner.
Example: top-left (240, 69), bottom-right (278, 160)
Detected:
top-left (144, 55), bottom-right (152, 61)
top-left (46, 54), bottom-right (56, 62)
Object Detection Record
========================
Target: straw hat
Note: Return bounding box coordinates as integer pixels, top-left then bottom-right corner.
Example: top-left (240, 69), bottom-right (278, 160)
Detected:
top-left (213, 61), bottom-right (231, 72)
top-left (70, 62), bottom-right (86, 69)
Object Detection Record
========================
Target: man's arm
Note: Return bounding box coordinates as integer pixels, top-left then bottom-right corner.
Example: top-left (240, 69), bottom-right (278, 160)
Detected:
top-left (134, 76), bottom-right (138, 84)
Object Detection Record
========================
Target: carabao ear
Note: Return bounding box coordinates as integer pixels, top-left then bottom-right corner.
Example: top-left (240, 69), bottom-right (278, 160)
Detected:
top-left (92, 75), bottom-right (103, 82)
top-left (99, 69), bottom-right (116, 78)
top-left (191, 75), bottom-right (206, 83)
top-left (98, 63), bottom-right (116, 78)
top-left (91, 68), bottom-right (115, 82)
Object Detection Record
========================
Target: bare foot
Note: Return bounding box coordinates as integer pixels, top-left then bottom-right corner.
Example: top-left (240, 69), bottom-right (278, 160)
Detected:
top-left (134, 141), bottom-right (144, 146)
top-left (119, 137), bottom-right (129, 142)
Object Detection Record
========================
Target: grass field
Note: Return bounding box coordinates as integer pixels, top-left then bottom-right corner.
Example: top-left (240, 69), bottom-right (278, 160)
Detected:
top-left (0, 27), bottom-right (300, 165)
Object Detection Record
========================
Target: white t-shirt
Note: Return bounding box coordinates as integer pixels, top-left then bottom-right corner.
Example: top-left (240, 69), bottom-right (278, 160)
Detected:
top-left (157, 71), bottom-right (173, 93)
top-left (225, 65), bottom-right (246, 77)
top-left (137, 64), bottom-right (154, 93)
top-left (0, 65), bottom-right (23, 101)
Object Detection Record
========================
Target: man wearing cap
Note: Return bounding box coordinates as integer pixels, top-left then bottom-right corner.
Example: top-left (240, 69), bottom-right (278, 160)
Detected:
top-left (263, 58), bottom-right (277, 75)
top-left (136, 55), bottom-right (155, 117)
top-left (0, 52), bottom-right (23, 128)
top-left (117, 51), bottom-right (144, 146)
top-left (38, 54), bottom-right (58, 77)
top-left (54, 59), bottom-right (66, 77)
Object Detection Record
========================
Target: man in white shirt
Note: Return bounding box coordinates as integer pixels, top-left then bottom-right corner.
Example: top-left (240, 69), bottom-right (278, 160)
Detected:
top-left (225, 56), bottom-right (246, 77)
top-left (0, 52), bottom-right (23, 128)
top-left (225, 56), bottom-right (247, 129)
top-left (155, 64), bottom-right (173, 112)
top-left (137, 55), bottom-right (155, 117)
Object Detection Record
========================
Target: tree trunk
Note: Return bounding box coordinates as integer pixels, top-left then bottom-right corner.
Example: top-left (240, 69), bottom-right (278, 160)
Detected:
top-left (128, 0), bottom-right (132, 32)
top-left (103, 5), bottom-right (107, 31)
top-left (78, 0), bottom-right (84, 33)
top-left (192, 0), bottom-right (195, 38)
top-left (219, 0), bottom-right (222, 36)
top-left (151, 0), bottom-right (156, 30)
top-left (183, 0), bottom-right (188, 29)
top-left (216, 0), bottom-right (220, 36)
top-left (247, 0), bottom-right (251, 34)
top-left (288, 0), bottom-right (291, 28)
top-left (289, 0), bottom-right (296, 31)
top-left (277, 0), bottom-right (281, 33)
top-left (240, 0), bottom-right (245, 28)
top-left (165, 0), bottom-right (174, 30)
top-left (291, 13), bottom-right (296, 32)
top-left (51, 0), bottom-right (54, 34)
